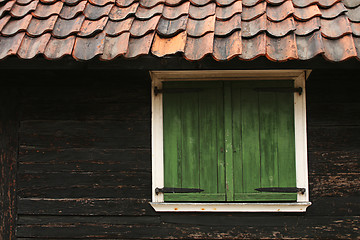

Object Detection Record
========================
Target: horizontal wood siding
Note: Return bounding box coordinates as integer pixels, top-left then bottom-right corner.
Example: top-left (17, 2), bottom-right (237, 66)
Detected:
top-left (0, 69), bottom-right (357, 239)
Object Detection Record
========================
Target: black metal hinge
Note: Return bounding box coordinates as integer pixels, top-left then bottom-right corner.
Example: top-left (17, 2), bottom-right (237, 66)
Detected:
top-left (254, 87), bottom-right (303, 95)
top-left (154, 87), bottom-right (203, 96)
top-left (155, 187), bottom-right (204, 194)
top-left (255, 187), bottom-right (306, 194)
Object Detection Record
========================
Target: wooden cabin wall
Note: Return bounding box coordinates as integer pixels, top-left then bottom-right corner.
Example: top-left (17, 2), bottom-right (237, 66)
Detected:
top-left (0, 69), bottom-right (359, 239)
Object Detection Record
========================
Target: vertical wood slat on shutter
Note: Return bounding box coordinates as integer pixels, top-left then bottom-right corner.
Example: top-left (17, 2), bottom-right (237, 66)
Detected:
top-left (163, 82), bottom-right (225, 201)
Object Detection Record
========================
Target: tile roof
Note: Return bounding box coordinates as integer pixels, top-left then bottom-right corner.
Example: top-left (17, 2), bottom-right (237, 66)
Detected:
top-left (0, 0), bottom-right (360, 61)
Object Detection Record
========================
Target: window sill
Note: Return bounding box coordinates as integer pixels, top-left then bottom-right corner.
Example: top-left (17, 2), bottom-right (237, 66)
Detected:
top-left (150, 202), bottom-right (312, 212)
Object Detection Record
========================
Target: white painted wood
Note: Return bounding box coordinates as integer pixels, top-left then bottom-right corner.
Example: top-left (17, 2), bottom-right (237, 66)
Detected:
top-left (294, 72), bottom-right (309, 202)
top-left (150, 70), bottom-right (311, 209)
top-left (150, 202), bottom-right (312, 212)
top-left (150, 72), bottom-right (164, 202)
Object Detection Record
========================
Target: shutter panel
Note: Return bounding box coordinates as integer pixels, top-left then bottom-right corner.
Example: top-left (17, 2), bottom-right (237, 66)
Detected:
top-left (232, 81), bottom-right (297, 201)
top-left (163, 81), bottom-right (226, 201)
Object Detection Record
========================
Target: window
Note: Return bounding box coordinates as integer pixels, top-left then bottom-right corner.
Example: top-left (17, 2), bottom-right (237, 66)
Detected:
top-left (150, 70), bottom-right (311, 212)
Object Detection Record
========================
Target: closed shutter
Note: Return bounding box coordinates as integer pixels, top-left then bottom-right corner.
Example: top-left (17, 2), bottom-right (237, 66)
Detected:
top-left (163, 81), bottom-right (226, 201)
top-left (163, 81), bottom-right (296, 202)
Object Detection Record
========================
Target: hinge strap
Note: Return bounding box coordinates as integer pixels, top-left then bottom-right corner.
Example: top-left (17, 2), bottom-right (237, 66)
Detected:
top-left (155, 187), bottom-right (204, 194)
top-left (254, 87), bottom-right (303, 95)
top-left (255, 187), bottom-right (306, 194)
top-left (154, 87), bottom-right (203, 96)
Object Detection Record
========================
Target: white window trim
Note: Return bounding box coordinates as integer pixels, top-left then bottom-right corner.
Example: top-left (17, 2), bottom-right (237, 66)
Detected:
top-left (150, 70), bottom-right (312, 212)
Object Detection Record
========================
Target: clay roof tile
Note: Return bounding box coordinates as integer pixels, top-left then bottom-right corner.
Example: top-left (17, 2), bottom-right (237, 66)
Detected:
top-left (17, 33), bottom-right (51, 59)
top-left (266, 0), bottom-right (294, 22)
top-left (162, 1), bottom-right (190, 20)
top-left (242, 1), bottom-right (265, 21)
top-left (214, 13), bottom-right (241, 36)
top-left (189, 2), bottom-right (216, 19)
top-left (241, 14), bottom-right (266, 37)
top-left (116, 0), bottom-right (138, 7)
top-left (165, 0), bottom-right (184, 6)
top-left (60, 1), bottom-right (86, 20)
top-left (10, 0), bottom-right (38, 18)
top-left (0, 1), bottom-right (15, 18)
top-left (73, 32), bottom-right (106, 60)
top-left (321, 15), bottom-right (352, 39)
top-left (16, 0), bottom-right (32, 5)
top-left (89, 0), bottom-right (115, 6)
top-left (293, 4), bottom-right (322, 21)
top-left (294, 17), bottom-right (321, 35)
top-left (186, 15), bottom-right (215, 37)
top-left (267, 17), bottom-right (296, 37)
top-left (320, 2), bottom-right (347, 19)
top-left (109, 3), bottom-right (139, 21)
top-left (100, 32), bottom-right (130, 59)
top-left (213, 30), bottom-right (241, 60)
top-left (32, 1), bottom-right (63, 19)
top-left (140, 0), bottom-right (165, 8)
top-left (242, 0), bottom-right (263, 7)
top-left (0, 15), bottom-right (11, 31)
top-left (216, 0), bottom-right (238, 7)
top-left (27, 15), bottom-right (58, 36)
top-left (343, 0), bottom-right (360, 8)
top-left (266, 33), bottom-right (298, 61)
top-left (184, 32), bottom-right (214, 60)
top-left (296, 30), bottom-right (324, 59)
top-left (44, 35), bottom-right (75, 59)
top-left (83, 2), bottom-right (113, 20)
top-left (239, 32), bottom-right (266, 60)
top-left (323, 34), bottom-right (357, 60)
top-left (346, 5), bottom-right (360, 22)
top-left (135, 4), bottom-right (163, 19)
top-left (0, 32), bottom-right (25, 59)
top-left (130, 15), bottom-right (160, 37)
top-left (190, 0), bottom-right (212, 6)
top-left (1, 14), bottom-right (32, 36)
top-left (125, 31), bottom-right (155, 58)
top-left (350, 21), bottom-right (360, 36)
top-left (157, 15), bottom-right (188, 36)
top-left (292, 0), bottom-right (318, 7)
top-left (215, 0), bottom-right (242, 20)
top-left (318, 0), bottom-right (342, 7)
top-left (52, 15), bottom-right (85, 38)
top-left (151, 31), bottom-right (186, 57)
top-left (78, 16), bottom-right (108, 37)
top-left (104, 17), bottom-right (134, 36)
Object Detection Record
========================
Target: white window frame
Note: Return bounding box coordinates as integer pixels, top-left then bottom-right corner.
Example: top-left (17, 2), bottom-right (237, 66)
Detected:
top-left (150, 70), bottom-right (312, 212)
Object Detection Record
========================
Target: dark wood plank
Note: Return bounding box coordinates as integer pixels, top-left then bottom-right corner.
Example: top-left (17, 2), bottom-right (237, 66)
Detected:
top-left (18, 198), bottom-right (155, 216)
top-left (19, 120), bottom-right (150, 149)
top-left (0, 87), bottom-right (19, 240)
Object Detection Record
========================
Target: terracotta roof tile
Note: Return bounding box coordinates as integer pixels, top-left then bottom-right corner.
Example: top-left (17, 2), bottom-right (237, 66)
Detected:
top-left (17, 33), bottom-right (51, 59)
top-left (0, 1), bottom-right (15, 18)
top-left (351, 21), bottom-right (360, 36)
top-left (32, 1), bottom-right (63, 18)
top-left (44, 35), bottom-right (75, 59)
top-left (213, 30), bottom-right (241, 60)
top-left (242, 1), bottom-right (265, 21)
top-left (157, 15), bottom-right (188, 36)
top-left (10, 1), bottom-right (38, 18)
top-left (0, 0), bottom-right (359, 62)
top-left (215, 0), bottom-right (242, 20)
top-left (27, 15), bottom-right (58, 36)
top-left (293, 4), bottom-right (321, 20)
top-left (318, 0), bottom-right (342, 7)
top-left (267, 0), bottom-right (287, 5)
top-left (292, 0), bottom-right (318, 7)
top-left (294, 17), bottom-right (320, 35)
top-left (321, 15), bottom-right (352, 38)
top-left (16, 0), bottom-right (32, 5)
top-left (151, 31), bottom-right (186, 56)
top-left (346, 5), bottom-right (360, 22)
top-left (101, 32), bottom-right (130, 59)
top-left (215, 13), bottom-right (241, 36)
top-left (266, 0), bottom-right (294, 22)
top-left (323, 34), bottom-right (357, 60)
top-left (343, 0), bottom-right (360, 8)
top-left (184, 32), bottom-right (214, 60)
top-left (266, 33), bottom-right (298, 61)
top-left (0, 32), bottom-right (25, 59)
top-left (78, 16), bottom-right (108, 37)
top-left (130, 15), bottom-right (160, 36)
top-left (135, 4), bottom-right (163, 19)
top-left (125, 31), bottom-right (155, 57)
top-left (189, 3), bottom-right (216, 19)
top-left (109, 3), bottom-right (139, 21)
top-left (267, 17), bottom-right (295, 37)
top-left (162, 1), bottom-right (189, 19)
top-left (63, 0), bottom-right (83, 5)
top-left (140, 0), bottom-right (165, 8)
top-left (59, 1), bottom-right (86, 20)
top-left (53, 15), bottom-right (85, 38)
top-left (1, 14), bottom-right (32, 36)
top-left (239, 32), bottom-right (266, 60)
top-left (242, 0), bottom-right (262, 7)
top-left (190, 0), bottom-right (212, 7)
top-left (216, 0), bottom-right (238, 7)
top-left (89, 0), bottom-right (115, 6)
top-left (187, 15), bottom-right (215, 37)
top-left (116, 0), bottom-right (137, 7)
top-left (320, 2), bottom-right (347, 19)
top-left (165, 0), bottom-right (184, 6)
top-left (84, 3), bottom-right (113, 20)
top-left (105, 17), bottom-right (134, 36)
top-left (241, 14), bottom-right (266, 37)
top-left (296, 30), bottom-right (324, 59)
top-left (73, 32), bottom-right (106, 60)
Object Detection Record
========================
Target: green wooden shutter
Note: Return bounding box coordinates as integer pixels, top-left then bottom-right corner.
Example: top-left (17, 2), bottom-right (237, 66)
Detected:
top-left (163, 80), bottom-right (296, 202)
top-left (231, 81), bottom-right (297, 201)
top-left (163, 81), bottom-right (226, 201)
